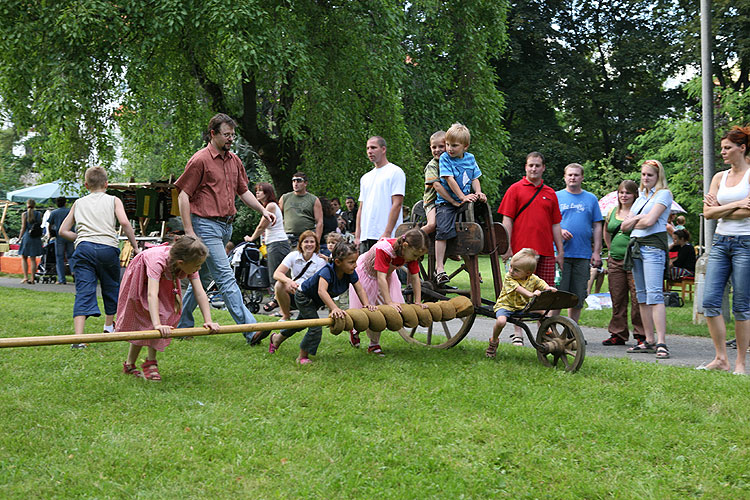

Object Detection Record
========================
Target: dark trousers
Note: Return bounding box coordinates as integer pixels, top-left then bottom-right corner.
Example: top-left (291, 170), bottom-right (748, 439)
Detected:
top-left (359, 239), bottom-right (378, 254)
top-left (280, 290), bottom-right (323, 355)
top-left (607, 257), bottom-right (644, 341)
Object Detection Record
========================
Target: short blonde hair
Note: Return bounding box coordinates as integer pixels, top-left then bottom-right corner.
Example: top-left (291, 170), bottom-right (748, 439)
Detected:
top-left (510, 248), bottom-right (538, 273)
top-left (84, 166), bottom-right (108, 189)
top-left (445, 123), bottom-right (470, 147)
top-left (430, 130), bottom-right (446, 144)
top-left (640, 159), bottom-right (668, 193)
top-left (564, 163), bottom-right (584, 175)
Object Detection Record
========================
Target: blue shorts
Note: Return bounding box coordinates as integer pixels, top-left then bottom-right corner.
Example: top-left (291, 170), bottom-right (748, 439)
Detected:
top-left (72, 242), bottom-right (121, 318)
top-left (495, 308), bottom-right (516, 319)
top-left (435, 203), bottom-right (459, 240)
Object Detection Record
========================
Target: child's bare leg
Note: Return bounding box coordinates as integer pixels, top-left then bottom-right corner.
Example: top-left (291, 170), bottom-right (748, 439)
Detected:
top-left (104, 314), bottom-right (115, 331)
top-left (73, 315), bottom-right (86, 335)
top-left (127, 344), bottom-right (143, 365)
top-left (146, 346), bottom-right (158, 361)
top-left (491, 316), bottom-right (507, 342)
top-left (422, 208), bottom-right (436, 235)
top-left (435, 239), bottom-right (447, 274)
top-left (366, 329), bottom-right (381, 347)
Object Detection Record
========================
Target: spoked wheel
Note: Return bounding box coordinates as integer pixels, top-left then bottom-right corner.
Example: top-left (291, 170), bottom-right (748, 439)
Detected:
top-left (398, 310), bottom-right (476, 349)
top-left (535, 316), bottom-right (586, 372)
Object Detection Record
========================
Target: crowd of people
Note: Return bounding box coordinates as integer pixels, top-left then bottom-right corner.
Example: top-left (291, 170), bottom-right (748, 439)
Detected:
top-left (17, 110), bottom-right (750, 377)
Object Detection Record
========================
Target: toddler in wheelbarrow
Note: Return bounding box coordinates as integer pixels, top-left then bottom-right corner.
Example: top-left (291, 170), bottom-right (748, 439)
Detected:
top-left (486, 248), bottom-right (557, 357)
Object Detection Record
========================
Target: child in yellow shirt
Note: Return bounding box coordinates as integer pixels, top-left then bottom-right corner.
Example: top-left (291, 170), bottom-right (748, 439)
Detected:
top-left (486, 248), bottom-right (556, 357)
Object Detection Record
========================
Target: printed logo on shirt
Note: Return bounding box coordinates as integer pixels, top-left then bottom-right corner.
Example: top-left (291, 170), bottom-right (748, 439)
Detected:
top-left (560, 202), bottom-right (586, 213)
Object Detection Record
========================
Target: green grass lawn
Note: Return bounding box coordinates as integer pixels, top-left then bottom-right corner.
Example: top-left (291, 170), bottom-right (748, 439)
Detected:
top-left (1, 286), bottom-right (749, 499)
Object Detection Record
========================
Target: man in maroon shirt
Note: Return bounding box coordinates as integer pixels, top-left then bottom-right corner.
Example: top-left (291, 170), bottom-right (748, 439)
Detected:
top-left (175, 113), bottom-right (275, 342)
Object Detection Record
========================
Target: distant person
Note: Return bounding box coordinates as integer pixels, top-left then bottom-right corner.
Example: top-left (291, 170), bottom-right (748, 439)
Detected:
top-left (319, 196), bottom-right (339, 251)
top-left (668, 229), bottom-right (695, 280)
top-left (622, 160), bottom-right (673, 360)
top-left (279, 172), bottom-right (322, 247)
top-left (117, 237), bottom-right (220, 381)
top-left (174, 113), bottom-right (275, 343)
top-left (355, 136), bottom-right (406, 253)
top-left (673, 215), bottom-right (686, 231)
top-left (47, 196), bottom-right (76, 285)
top-left (58, 166), bottom-right (140, 347)
top-left (552, 163), bottom-right (603, 323)
top-left (18, 199), bottom-right (44, 284)
top-left (486, 248), bottom-right (556, 356)
top-left (700, 126), bottom-right (750, 373)
top-left (433, 123), bottom-right (486, 285)
top-left (342, 196), bottom-right (358, 234)
top-left (244, 182), bottom-right (290, 313)
top-left (602, 180), bottom-right (644, 346)
top-left (331, 197), bottom-right (342, 215)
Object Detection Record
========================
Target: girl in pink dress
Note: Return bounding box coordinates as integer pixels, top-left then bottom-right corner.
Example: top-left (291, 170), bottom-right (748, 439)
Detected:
top-left (117, 236), bottom-right (220, 381)
top-left (349, 228), bottom-right (429, 355)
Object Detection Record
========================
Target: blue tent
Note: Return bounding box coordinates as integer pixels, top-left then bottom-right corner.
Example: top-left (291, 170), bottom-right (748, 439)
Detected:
top-left (7, 180), bottom-right (82, 203)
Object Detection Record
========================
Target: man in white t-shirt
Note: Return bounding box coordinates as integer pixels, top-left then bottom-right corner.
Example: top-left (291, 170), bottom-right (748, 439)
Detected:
top-left (355, 136), bottom-right (406, 253)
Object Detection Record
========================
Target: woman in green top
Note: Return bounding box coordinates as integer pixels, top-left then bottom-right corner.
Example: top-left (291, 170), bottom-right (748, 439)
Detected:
top-left (602, 180), bottom-right (644, 346)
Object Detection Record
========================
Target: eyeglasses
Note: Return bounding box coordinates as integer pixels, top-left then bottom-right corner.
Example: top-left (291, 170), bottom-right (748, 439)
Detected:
top-left (292, 178), bottom-right (306, 183)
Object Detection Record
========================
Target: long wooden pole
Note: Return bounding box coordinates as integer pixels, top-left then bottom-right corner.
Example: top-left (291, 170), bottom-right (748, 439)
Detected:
top-left (0, 318), bottom-right (333, 349)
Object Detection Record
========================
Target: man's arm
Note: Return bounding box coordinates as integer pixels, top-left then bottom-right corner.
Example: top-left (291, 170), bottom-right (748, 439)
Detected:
top-left (591, 221), bottom-right (602, 267)
top-left (178, 190), bottom-right (195, 237)
top-left (381, 194), bottom-right (404, 239)
top-left (313, 197), bottom-right (323, 242)
top-left (239, 190), bottom-right (275, 226)
top-left (354, 201), bottom-right (362, 246)
top-left (552, 223), bottom-right (564, 270)
top-left (501, 215), bottom-right (513, 259)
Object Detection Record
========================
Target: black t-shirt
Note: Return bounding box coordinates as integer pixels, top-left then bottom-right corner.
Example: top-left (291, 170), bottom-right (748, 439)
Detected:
top-left (670, 243), bottom-right (696, 272)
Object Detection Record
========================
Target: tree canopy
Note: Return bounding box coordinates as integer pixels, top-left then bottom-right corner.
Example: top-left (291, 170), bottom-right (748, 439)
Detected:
top-left (0, 0), bottom-right (509, 205)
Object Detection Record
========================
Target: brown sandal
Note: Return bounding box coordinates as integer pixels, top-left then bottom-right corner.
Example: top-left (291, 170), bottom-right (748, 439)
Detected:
top-left (141, 360), bottom-right (161, 381)
top-left (485, 339), bottom-right (499, 358)
top-left (123, 362), bottom-right (143, 378)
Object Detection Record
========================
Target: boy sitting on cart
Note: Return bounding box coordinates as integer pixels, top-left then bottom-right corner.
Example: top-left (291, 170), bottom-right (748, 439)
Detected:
top-left (486, 248), bottom-right (557, 357)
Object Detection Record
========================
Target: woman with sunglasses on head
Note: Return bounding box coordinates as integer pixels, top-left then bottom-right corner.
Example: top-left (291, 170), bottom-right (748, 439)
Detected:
top-left (621, 160), bottom-right (673, 360)
top-left (700, 126), bottom-right (750, 374)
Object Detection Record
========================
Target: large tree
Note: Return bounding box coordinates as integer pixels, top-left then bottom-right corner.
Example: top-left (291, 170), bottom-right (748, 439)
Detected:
top-left (0, 1), bottom-right (509, 204)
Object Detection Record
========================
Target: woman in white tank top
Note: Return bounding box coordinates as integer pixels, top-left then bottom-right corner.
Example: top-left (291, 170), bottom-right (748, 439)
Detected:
top-left (245, 183), bottom-right (291, 312)
top-left (701, 126), bottom-right (750, 374)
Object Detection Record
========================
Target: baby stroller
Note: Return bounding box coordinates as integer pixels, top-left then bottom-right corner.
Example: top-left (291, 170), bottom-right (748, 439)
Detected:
top-left (206, 241), bottom-right (270, 313)
top-left (35, 240), bottom-right (58, 284)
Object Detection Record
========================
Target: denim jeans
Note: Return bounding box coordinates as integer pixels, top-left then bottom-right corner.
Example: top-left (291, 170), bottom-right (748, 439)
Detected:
top-left (178, 216), bottom-right (256, 334)
top-left (632, 245), bottom-right (666, 305)
top-left (54, 237), bottom-right (75, 284)
top-left (72, 241), bottom-right (121, 317)
top-left (703, 234), bottom-right (750, 320)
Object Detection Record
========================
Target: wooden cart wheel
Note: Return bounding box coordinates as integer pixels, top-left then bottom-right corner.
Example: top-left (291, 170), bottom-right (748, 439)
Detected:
top-left (398, 308), bottom-right (475, 349)
top-left (535, 316), bottom-right (586, 373)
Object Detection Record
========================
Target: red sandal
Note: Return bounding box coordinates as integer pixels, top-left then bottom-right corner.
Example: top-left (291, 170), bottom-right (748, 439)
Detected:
top-left (141, 360), bottom-right (161, 381)
top-left (122, 362), bottom-right (143, 378)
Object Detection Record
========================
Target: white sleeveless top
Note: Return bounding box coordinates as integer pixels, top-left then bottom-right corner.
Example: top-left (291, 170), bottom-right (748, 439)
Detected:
top-left (716, 168), bottom-right (750, 236)
top-left (73, 192), bottom-right (119, 248)
top-left (264, 204), bottom-right (287, 244)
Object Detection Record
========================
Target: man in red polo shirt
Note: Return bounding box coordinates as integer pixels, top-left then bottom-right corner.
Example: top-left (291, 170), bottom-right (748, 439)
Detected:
top-left (175, 113), bottom-right (275, 342)
top-left (498, 151), bottom-right (564, 286)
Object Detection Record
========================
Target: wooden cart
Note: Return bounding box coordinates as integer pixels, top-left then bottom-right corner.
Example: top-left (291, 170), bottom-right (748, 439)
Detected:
top-left (395, 201), bottom-right (586, 372)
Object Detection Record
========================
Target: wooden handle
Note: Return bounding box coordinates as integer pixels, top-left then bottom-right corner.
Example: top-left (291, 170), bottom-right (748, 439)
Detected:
top-left (0, 318), bottom-right (333, 349)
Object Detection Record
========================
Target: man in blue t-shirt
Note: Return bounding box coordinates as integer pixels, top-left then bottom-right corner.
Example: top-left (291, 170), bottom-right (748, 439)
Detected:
top-left (47, 196), bottom-right (76, 285)
top-left (553, 163), bottom-right (603, 322)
